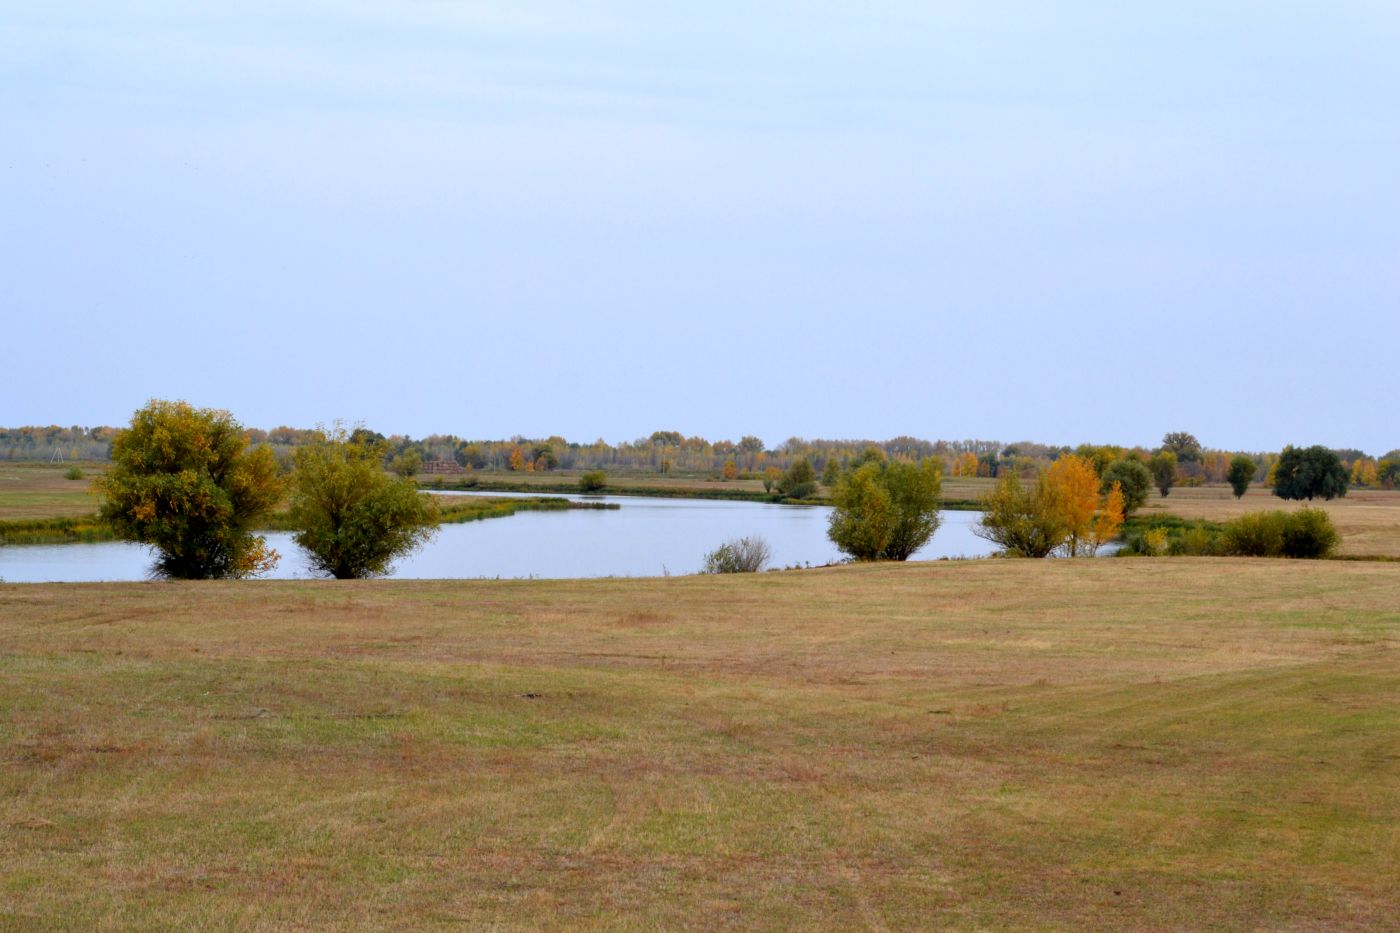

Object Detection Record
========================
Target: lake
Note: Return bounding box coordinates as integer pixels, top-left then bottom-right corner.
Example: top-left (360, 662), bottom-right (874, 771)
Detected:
top-left (0, 493), bottom-right (994, 583)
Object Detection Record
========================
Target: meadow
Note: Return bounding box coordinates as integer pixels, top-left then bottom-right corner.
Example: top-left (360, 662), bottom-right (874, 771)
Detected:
top-left (3, 559), bottom-right (1398, 930)
top-left (0, 462), bottom-right (105, 522)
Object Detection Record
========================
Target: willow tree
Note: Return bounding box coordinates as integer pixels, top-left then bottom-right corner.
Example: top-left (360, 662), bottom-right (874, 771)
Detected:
top-left (828, 458), bottom-right (942, 561)
top-left (98, 400), bottom-right (283, 579)
top-left (289, 427), bottom-right (439, 579)
top-left (975, 456), bottom-right (1124, 558)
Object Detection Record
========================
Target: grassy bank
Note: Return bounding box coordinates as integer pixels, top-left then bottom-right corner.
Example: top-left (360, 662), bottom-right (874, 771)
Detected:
top-left (0, 497), bottom-right (615, 545)
top-left (420, 473), bottom-right (986, 510)
top-left (3, 559), bottom-right (1398, 929)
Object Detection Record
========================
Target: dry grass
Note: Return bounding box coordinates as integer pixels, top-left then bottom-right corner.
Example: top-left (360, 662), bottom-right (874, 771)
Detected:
top-left (1147, 485), bottom-right (1400, 557)
top-left (0, 462), bottom-right (106, 521)
top-left (3, 560), bottom-right (1398, 930)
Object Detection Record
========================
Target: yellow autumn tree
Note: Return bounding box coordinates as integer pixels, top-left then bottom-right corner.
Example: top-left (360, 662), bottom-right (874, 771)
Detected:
top-left (1089, 481), bottom-right (1125, 556)
top-left (955, 452), bottom-right (979, 477)
top-left (1351, 458), bottom-right (1379, 488)
top-left (508, 446), bottom-right (525, 471)
top-left (1044, 455), bottom-right (1101, 557)
top-left (722, 459), bottom-right (738, 481)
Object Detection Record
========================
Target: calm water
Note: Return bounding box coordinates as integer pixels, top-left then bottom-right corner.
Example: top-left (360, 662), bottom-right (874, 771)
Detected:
top-left (0, 493), bottom-right (993, 583)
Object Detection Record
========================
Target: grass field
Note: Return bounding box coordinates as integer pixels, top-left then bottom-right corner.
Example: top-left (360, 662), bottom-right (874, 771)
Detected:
top-left (4, 560), bottom-right (1398, 929)
top-left (0, 462), bottom-right (105, 521)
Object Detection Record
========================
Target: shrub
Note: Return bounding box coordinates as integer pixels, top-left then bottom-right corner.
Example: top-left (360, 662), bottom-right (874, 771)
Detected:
top-left (1219, 509), bottom-right (1338, 559)
top-left (1142, 528), bottom-right (1170, 556)
top-left (63, 466), bottom-right (84, 481)
top-left (1172, 525), bottom-right (1221, 557)
top-left (1117, 516), bottom-right (1224, 557)
top-left (702, 535), bottom-right (772, 573)
top-left (1279, 508), bottom-right (1339, 559)
top-left (1220, 511), bottom-right (1287, 557)
top-left (579, 470), bottom-right (607, 493)
top-left (778, 458), bottom-right (817, 499)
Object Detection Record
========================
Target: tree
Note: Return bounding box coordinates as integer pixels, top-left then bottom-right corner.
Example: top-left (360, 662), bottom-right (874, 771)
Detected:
top-left (879, 459), bottom-right (944, 560)
top-left (1093, 483), bottom-right (1126, 554)
top-left (1044, 455), bottom-right (1104, 557)
top-left (762, 466), bottom-right (782, 494)
top-left (777, 458), bottom-right (817, 499)
top-left (1380, 459), bottom-right (1400, 489)
top-left (827, 464), bottom-right (894, 560)
top-left (852, 445), bottom-right (887, 468)
top-left (722, 460), bottom-right (738, 481)
top-left (1227, 455), bottom-right (1256, 499)
top-left (289, 428), bottom-right (439, 579)
top-left (820, 458), bottom-right (840, 486)
top-left (579, 470), bottom-right (607, 492)
top-left (531, 443), bottom-right (559, 470)
top-left (1351, 458), bottom-right (1379, 488)
top-left (97, 400), bottom-right (282, 579)
top-left (828, 459), bottom-right (942, 561)
top-left (1148, 452), bottom-right (1177, 497)
top-left (1161, 431), bottom-right (1202, 463)
top-left (976, 455), bottom-right (1124, 558)
top-left (1272, 445), bottom-right (1348, 501)
top-left (973, 473), bottom-right (1066, 558)
top-left (1102, 458), bottom-right (1152, 515)
top-left (390, 449), bottom-right (421, 478)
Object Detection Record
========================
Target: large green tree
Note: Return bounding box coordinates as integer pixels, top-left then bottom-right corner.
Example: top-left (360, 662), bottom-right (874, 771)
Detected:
top-left (1161, 431), bottom-right (1202, 463)
top-left (1272, 445), bottom-right (1349, 501)
top-left (1102, 458), bottom-right (1152, 515)
top-left (828, 459), bottom-right (942, 561)
top-left (98, 400), bottom-right (283, 579)
top-left (289, 428), bottom-right (440, 579)
top-left (1148, 452), bottom-right (1177, 497)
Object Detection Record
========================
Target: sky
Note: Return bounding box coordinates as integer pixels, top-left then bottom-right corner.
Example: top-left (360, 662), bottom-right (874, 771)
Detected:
top-left (4, 2), bottom-right (1398, 454)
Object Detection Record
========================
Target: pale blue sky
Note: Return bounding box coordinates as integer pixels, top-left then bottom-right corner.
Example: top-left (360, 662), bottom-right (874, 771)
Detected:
top-left (5, 2), bottom-right (1398, 452)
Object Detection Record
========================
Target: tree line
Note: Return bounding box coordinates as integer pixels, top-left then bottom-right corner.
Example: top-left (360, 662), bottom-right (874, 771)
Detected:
top-left (8, 423), bottom-right (1399, 492)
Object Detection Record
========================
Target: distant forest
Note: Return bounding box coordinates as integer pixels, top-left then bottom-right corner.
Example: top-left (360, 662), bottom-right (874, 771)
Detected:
top-left (6, 424), bottom-right (1399, 488)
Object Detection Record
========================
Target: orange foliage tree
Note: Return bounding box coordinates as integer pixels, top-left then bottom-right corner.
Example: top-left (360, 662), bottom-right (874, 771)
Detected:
top-left (1044, 455), bottom-right (1125, 557)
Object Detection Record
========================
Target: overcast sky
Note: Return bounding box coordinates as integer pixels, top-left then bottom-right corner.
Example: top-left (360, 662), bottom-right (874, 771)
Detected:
top-left (5, 2), bottom-right (1397, 453)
